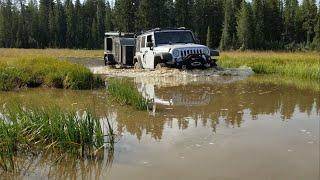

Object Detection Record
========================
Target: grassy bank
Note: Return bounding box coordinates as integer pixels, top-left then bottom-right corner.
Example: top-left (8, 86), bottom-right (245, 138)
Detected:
top-left (247, 75), bottom-right (320, 92)
top-left (0, 48), bottom-right (102, 61)
top-left (219, 52), bottom-right (320, 80)
top-left (0, 105), bottom-right (114, 172)
top-left (107, 79), bottom-right (149, 110)
top-left (0, 57), bottom-right (104, 91)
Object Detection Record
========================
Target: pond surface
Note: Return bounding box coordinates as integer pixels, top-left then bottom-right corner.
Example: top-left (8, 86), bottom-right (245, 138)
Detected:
top-left (0, 75), bottom-right (319, 180)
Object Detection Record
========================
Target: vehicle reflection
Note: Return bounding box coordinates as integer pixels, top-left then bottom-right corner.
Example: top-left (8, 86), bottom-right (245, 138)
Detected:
top-left (114, 78), bottom-right (319, 141)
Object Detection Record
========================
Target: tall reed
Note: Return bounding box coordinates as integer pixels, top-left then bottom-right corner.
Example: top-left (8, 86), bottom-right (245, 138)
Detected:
top-left (107, 79), bottom-right (149, 110)
top-left (0, 105), bottom-right (115, 172)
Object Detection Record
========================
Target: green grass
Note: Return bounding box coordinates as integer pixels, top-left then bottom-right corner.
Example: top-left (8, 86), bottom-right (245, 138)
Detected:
top-left (247, 75), bottom-right (320, 92)
top-left (0, 105), bottom-right (115, 172)
top-left (0, 57), bottom-right (104, 91)
top-left (219, 51), bottom-right (320, 80)
top-left (107, 79), bottom-right (150, 110)
top-left (0, 48), bottom-right (103, 61)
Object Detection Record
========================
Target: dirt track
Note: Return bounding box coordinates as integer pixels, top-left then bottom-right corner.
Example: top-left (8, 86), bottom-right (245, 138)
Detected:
top-left (62, 57), bottom-right (105, 67)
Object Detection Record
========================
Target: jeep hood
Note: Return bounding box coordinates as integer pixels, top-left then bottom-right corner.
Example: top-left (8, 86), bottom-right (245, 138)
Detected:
top-left (154, 43), bottom-right (208, 53)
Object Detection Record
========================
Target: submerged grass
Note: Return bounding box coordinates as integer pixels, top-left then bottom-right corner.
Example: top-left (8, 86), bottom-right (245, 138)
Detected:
top-left (219, 51), bottom-right (320, 80)
top-left (107, 79), bottom-right (149, 110)
top-left (0, 57), bottom-right (104, 91)
top-left (0, 105), bottom-right (115, 172)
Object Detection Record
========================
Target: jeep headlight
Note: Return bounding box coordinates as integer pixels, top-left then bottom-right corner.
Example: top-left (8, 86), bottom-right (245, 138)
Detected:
top-left (203, 48), bottom-right (210, 55)
top-left (172, 49), bottom-right (180, 58)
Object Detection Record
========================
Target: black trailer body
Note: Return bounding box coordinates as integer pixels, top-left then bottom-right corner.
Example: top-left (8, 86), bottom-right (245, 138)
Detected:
top-left (104, 32), bottom-right (135, 66)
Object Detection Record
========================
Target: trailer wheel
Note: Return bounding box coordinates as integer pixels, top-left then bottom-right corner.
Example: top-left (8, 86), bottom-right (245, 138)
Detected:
top-left (104, 55), bottom-right (108, 66)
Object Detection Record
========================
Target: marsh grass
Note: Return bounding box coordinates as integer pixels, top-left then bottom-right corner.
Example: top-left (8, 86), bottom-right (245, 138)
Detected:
top-left (0, 105), bottom-right (115, 172)
top-left (107, 79), bottom-right (149, 110)
top-left (0, 48), bottom-right (102, 62)
top-left (247, 75), bottom-right (320, 92)
top-left (219, 51), bottom-right (320, 80)
top-left (0, 57), bottom-right (104, 91)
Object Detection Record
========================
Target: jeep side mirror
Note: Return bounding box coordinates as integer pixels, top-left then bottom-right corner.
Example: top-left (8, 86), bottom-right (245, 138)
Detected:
top-left (146, 42), bottom-right (153, 48)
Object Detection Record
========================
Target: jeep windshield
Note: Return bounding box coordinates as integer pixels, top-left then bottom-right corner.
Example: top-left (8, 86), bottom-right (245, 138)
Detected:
top-left (155, 31), bottom-right (195, 45)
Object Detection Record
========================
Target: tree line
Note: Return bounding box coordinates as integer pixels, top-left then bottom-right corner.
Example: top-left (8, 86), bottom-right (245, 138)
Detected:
top-left (0, 0), bottom-right (319, 50)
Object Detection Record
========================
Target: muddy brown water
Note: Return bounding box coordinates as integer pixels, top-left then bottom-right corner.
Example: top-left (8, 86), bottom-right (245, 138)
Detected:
top-left (0, 74), bottom-right (319, 180)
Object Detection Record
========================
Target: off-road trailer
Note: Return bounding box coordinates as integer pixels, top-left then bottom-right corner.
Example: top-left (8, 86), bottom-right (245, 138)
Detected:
top-left (104, 28), bottom-right (219, 69)
top-left (104, 32), bottom-right (135, 67)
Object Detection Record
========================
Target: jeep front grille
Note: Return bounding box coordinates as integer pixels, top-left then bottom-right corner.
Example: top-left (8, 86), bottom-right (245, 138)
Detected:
top-left (179, 48), bottom-right (203, 58)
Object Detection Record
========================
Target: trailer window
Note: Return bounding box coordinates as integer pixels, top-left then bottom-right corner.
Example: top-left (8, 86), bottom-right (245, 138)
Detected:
top-left (141, 36), bottom-right (146, 48)
top-left (107, 38), bottom-right (112, 51)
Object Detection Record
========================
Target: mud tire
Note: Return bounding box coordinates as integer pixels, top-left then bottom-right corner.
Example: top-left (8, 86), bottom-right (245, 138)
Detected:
top-left (134, 61), bottom-right (143, 69)
top-left (155, 63), bottom-right (166, 70)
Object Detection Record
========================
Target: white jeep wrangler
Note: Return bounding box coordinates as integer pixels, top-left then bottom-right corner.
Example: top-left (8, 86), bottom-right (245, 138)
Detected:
top-left (133, 28), bottom-right (219, 69)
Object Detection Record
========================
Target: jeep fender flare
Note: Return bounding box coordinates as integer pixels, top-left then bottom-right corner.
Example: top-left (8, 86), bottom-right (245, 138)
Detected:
top-left (133, 56), bottom-right (142, 63)
top-left (154, 53), bottom-right (173, 64)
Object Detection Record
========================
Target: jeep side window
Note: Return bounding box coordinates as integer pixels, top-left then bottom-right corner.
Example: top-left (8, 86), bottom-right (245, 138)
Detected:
top-left (141, 36), bottom-right (146, 48)
top-left (136, 37), bottom-right (141, 52)
top-left (147, 35), bottom-right (152, 43)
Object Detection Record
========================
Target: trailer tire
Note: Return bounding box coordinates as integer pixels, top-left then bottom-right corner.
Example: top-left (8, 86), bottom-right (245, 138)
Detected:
top-left (104, 55), bottom-right (108, 66)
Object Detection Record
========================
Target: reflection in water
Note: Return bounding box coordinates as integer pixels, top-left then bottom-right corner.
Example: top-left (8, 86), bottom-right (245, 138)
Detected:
top-left (0, 146), bottom-right (114, 179)
top-left (114, 76), bottom-right (319, 141)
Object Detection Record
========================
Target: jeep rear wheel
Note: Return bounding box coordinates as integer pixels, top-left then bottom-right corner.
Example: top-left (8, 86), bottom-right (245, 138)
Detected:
top-left (134, 61), bottom-right (143, 69)
top-left (155, 63), bottom-right (166, 70)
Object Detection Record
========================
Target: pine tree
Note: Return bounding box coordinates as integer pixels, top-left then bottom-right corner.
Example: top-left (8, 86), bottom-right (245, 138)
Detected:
top-left (311, 5), bottom-right (320, 49)
top-left (96, 0), bottom-right (106, 48)
top-left (74, 0), bottom-right (83, 48)
top-left (175, 0), bottom-right (194, 29)
top-left (193, 0), bottom-right (206, 43)
top-left (0, 0), bottom-right (15, 47)
top-left (206, 26), bottom-right (213, 48)
top-left (105, 1), bottom-right (114, 32)
top-left (220, 0), bottom-right (237, 50)
top-left (264, 0), bottom-right (283, 43)
top-left (0, 2), bottom-right (3, 47)
top-left (15, 0), bottom-right (28, 48)
top-left (48, 1), bottom-right (56, 47)
top-left (115, 0), bottom-right (138, 32)
top-left (39, 0), bottom-right (50, 47)
top-left (54, 0), bottom-right (66, 47)
top-left (301, 0), bottom-right (318, 45)
top-left (236, 0), bottom-right (253, 50)
top-left (65, 0), bottom-right (75, 48)
top-left (283, 0), bottom-right (299, 43)
top-left (252, 0), bottom-right (264, 49)
top-left (91, 18), bottom-right (98, 49)
top-left (136, 0), bottom-right (169, 30)
top-left (25, 0), bottom-right (39, 47)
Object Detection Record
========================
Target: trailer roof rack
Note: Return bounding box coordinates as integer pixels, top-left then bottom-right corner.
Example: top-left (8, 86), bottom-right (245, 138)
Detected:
top-left (105, 32), bottom-right (135, 38)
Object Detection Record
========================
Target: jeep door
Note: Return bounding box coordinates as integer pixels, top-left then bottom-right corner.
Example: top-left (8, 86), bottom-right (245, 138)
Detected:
top-left (141, 35), bottom-right (155, 69)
